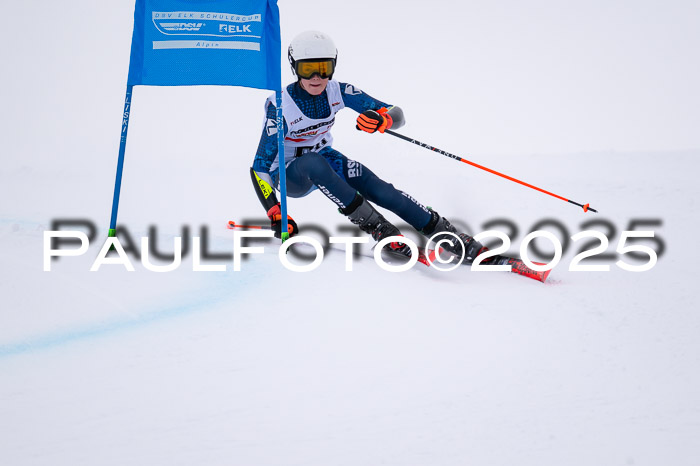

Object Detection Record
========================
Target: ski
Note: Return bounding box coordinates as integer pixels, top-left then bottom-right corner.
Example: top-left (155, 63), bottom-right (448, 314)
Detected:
top-left (382, 246), bottom-right (438, 268)
top-left (393, 249), bottom-right (550, 282)
top-left (431, 249), bottom-right (551, 283)
top-left (228, 220), bottom-right (437, 266)
top-left (228, 220), bottom-right (550, 282)
top-left (483, 255), bottom-right (551, 283)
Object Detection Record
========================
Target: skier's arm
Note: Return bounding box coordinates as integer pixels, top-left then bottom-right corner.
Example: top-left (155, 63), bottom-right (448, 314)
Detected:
top-left (251, 100), bottom-right (282, 211)
top-left (250, 101), bottom-right (299, 238)
top-left (250, 167), bottom-right (278, 212)
top-left (384, 106), bottom-right (405, 130)
top-left (338, 82), bottom-right (405, 132)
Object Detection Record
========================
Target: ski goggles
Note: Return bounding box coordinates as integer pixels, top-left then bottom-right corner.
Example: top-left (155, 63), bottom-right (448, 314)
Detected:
top-left (294, 59), bottom-right (335, 79)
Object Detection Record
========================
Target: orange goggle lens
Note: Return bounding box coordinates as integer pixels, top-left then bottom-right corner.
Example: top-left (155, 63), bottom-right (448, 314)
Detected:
top-left (295, 60), bottom-right (335, 79)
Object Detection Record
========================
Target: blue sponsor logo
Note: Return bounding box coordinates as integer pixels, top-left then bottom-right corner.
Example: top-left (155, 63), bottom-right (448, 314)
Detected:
top-left (160, 22), bottom-right (204, 32)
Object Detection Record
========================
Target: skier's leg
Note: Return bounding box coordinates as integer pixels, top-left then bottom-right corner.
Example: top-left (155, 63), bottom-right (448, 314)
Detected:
top-left (285, 151), bottom-right (356, 210)
top-left (420, 209), bottom-right (487, 263)
top-left (286, 151), bottom-right (410, 254)
top-left (317, 148), bottom-right (486, 262)
top-left (319, 147), bottom-right (432, 230)
top-left (340, 192), bottom-right (412, 256)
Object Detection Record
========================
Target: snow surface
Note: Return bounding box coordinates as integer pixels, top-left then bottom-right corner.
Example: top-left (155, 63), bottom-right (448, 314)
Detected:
top-left (2, 1), bottom-right (700, 465)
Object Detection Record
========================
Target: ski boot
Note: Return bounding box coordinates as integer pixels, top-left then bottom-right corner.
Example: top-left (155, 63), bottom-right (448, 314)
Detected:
top-left (421, 209), bottom-right (487, 263)
top-left (343, 194), bottom-right (412, 258)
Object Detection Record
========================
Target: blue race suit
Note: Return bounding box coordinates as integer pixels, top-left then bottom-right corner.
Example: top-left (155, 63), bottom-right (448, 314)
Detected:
top-left (251, 80), bottom-right (431, 230)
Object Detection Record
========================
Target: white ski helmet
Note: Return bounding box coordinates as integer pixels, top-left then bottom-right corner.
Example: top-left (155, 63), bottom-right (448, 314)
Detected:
top-left (288, 30), bottom-right (338, 78)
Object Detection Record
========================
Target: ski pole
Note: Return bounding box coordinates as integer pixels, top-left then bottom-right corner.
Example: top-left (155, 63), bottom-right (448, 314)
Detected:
top-left (227, 221), bottom-right (271, 230)
top-left (383, 129), bottom-right (597, 213)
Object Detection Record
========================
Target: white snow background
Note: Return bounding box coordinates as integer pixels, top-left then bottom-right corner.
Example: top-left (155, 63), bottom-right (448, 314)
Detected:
top-left (1, 1), bottom-right (700, 465)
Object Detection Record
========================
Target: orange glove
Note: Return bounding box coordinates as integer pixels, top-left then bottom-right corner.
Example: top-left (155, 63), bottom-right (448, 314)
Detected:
top-left (267, 203), bottom-right (299, 238)
top-left (356, 107), bottom-right (393, 134)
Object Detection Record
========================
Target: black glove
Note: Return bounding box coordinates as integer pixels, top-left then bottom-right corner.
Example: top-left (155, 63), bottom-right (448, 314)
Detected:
top-left (267, 203), bottom-right (299, 239)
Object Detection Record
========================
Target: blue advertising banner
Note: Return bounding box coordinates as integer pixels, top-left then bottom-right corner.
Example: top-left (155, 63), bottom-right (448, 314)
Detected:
top-left (109, 0), bottom-right (286, 240)
top-left (127, 0), bottom-right (281, 90)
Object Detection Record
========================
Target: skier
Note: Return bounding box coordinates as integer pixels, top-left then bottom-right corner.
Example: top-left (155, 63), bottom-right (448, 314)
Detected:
top-left (250, 30), bottom-right (486, 262)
